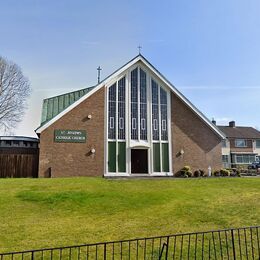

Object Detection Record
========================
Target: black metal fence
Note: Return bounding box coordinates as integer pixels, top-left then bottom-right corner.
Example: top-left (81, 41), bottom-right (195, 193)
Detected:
top-left (0, 226), bottom-right (259, 259)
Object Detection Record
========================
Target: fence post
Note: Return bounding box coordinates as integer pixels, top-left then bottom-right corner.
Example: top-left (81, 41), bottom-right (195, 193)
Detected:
top-left (104, 243), bottom-right (107, 260)
top-left (231, 229), bottom-right (236, 260)
top-left (165, 236), bottom-right (169, 259)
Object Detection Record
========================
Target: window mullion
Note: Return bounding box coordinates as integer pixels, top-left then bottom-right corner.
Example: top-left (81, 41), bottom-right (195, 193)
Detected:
top-left (137, 67), bottom-right (140, 142)
top-left (158, 87), bottom-right (162, 172)
top-left (115, 81), bottom-right (118, 173)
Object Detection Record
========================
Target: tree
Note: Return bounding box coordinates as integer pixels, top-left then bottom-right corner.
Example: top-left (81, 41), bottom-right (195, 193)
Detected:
top-left (0, 56), bottom-right (30, 133)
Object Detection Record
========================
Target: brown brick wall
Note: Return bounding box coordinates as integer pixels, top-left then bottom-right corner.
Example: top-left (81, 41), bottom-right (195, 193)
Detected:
top-left (39, 87), bottom-right (222, 177)
top-left (171, 93), bottom-right (222, 174)
top-left (38, 87), bottom-right (105, 177)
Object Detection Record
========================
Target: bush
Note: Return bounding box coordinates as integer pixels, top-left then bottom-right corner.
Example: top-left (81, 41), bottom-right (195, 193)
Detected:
top-left (183, 166), bottom-right (191, 172)
top-left (174, 166), bottom-right (192, 178)
top-left (213, 170), bottom-right (220, 177)
top-left (220, 169), bottom-right (230, 176)
top-left (175, 170), bottom-right (188, 178)
top-left (186, 171), bottom-right (192, 177)
top-left (199, 169), bottom-right (205, 177)
top-left (174, 171), bottom-right (184, 177)
top-left (230, 168), bottom-right (241, 177)
top-left (193, 170), bottom-right (200, 177)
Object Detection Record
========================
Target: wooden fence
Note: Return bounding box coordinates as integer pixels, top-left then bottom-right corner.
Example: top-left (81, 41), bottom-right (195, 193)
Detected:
top-left (0, 148), bottom-right (39, 178)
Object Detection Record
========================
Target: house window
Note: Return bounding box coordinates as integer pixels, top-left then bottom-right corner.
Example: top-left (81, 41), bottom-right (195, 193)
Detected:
top-left (222, 140), bottom-right (227, 148)
top-left (256, 140), bottom-right (260, 148)
top-left (235, 154), bottom-right (256, 164)
top-left (222, 155), bottom-right (229, 168)
top-left (222, 155), bottom-right (229, 163)
top-left (235, 139), bottom-right (247, 147)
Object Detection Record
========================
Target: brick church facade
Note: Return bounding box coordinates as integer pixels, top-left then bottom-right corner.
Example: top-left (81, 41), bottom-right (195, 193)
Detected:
top-left (36, 55), bottom-right (224, 177)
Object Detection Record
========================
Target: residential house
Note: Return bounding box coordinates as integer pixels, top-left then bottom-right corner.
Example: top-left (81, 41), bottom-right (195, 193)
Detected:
top-left (215, 120), bottom-right (260, 168)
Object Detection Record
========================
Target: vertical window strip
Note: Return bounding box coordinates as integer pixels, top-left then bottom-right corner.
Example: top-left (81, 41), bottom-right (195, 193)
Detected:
top-left (140, 68), bottom-right (147, 140)
top-left (160, 87), bottom-right (168, 141)
top-left (152, 80), bottom-right (159, 140)
top-left (108, 83), bottom-right (116, 139)
top-left (131, 68), bottom-right (139, 140)
top-left (118, 77), bottom-right (126, 140)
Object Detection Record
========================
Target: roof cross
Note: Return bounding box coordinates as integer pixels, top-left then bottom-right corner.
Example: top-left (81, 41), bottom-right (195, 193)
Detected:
top-left (138, 45), bottom-right (142, 54)
top-left (97, 66), bottom-right (102, 84)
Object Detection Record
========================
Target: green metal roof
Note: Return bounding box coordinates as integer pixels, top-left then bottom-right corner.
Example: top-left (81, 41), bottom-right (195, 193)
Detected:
top-left (40, 86), bottom-right (95, 126)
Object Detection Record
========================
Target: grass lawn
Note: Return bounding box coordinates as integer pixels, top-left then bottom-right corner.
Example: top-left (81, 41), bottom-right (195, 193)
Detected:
top-left (0, 177), bottom-right (259, 253)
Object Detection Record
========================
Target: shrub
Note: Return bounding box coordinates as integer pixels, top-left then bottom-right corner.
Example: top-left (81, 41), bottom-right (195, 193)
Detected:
top-left (174, 166), bottom-right (192, 178)
top-left (213, 170), bottom-right (220, 177)
top-left (174, 171), bottom-right (184, 177)
top-left (183, 166), bottom-right (191, 172)
top-left (199, 169), bottom-right (205, 177)
top-left (220, 169), bottom-right (230, 176)
top-left (175, 170), bottom-right (188, 177)
top-left (193, 170), bottom-right (200, 177)
top-left (230, 168), bottom-right (241, 177)
top-left (186, 171), bottom-right (192, 177)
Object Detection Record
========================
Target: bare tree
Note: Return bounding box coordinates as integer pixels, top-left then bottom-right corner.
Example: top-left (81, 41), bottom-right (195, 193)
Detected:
top-left (0, 56), bottom-right (30, 133)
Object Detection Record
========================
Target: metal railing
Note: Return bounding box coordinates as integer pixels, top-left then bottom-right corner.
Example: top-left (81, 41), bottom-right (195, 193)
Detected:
top-left (0, 226), bottom-right (259, 259)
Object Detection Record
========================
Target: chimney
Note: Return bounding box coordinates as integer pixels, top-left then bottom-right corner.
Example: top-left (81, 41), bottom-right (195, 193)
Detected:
top-left (229, 121), bottom-right (235, 127)
top-left (212, 118), bottom-right (216, 125)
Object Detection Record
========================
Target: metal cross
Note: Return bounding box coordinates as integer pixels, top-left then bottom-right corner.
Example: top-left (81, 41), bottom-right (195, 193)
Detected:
top-left (97, 66), bottom-right (102, 84)
top-left (138, 45), bottom-right (142, 54)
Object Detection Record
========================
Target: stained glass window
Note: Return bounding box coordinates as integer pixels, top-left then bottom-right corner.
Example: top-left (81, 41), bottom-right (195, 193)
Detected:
top-left (131, 68), bottom-right (138, 140)
top-left (160, 87), bottom-right (168, 140)
top-left (152, 80), bottom-right (159, 140)
top-left (108, 83), bottom-right (116, 139)
top-left (118, 77), bottom-right (126, 140)
top-left (140, 69), bottom-right (147, 140)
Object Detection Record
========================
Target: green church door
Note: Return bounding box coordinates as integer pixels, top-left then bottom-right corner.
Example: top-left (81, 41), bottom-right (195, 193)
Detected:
top-left (131, 149), bottom-right (148, 174)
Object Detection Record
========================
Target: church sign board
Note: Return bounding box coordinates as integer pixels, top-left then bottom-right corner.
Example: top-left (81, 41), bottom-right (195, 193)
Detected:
top-left (54, 130), bottom-right (86, 143)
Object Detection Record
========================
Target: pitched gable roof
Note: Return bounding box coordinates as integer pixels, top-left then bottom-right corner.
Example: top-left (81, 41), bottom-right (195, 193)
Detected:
top-left (217, 126), bottom-right (260, 139)
top-left (36, 54), bottom-right (225, 139)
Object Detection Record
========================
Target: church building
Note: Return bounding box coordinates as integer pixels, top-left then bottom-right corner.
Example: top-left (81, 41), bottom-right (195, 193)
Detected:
top-left (36, 55), bottom-right (225, 177)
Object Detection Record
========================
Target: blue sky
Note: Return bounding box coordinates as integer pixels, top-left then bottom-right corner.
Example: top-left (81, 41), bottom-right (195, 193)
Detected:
top-left (1, 0), bottom-right (260, 137)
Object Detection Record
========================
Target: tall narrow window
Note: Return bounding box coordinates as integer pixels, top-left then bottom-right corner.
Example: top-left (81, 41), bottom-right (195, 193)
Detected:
top-left (118, 77), bottom-right (126, 139)
top-left (108, 83), bottom-right (116, 139)
top-left (131, 68), bottom-right (138, 140)
top-left (160, 87), bottom-right (168, 140)
top-left (140, 69), bottom-right (147, 140)
top-left (152, 80), bottom-right (159, 140)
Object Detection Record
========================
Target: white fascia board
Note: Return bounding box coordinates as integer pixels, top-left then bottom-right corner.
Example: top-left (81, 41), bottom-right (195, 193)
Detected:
top-left (36, 56), bottom-right (141, 134)
top-left (138, 56), bottom-right (226, 139)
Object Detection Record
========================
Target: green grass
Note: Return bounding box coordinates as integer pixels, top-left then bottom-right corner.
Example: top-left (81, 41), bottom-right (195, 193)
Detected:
top-left (0, 177), bottom-right (259, 253)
